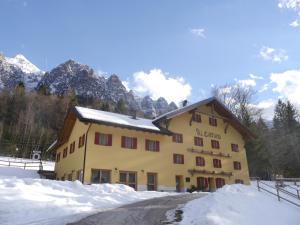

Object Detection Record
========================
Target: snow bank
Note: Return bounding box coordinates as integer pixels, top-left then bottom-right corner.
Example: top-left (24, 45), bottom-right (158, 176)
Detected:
top-left (0, 166), bottom-right (40, 178)
top-left (0, 177), bottom-right (174, 225)
top-left (180, 184), bottom-right (300, 225)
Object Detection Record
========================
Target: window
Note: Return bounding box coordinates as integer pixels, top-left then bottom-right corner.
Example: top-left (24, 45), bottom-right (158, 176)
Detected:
top-left (91, 169), bottom-right (111, 184)
top-left (235, 179), bottom-right (244, 184)
top-left (69, 141), bottom-right (75, 154)
top-left (76, 170), bottom-right (83, 182)
top-left (68, 173), bottom-right (72, 181)
top-left (197, 177), bottom-right (208, 189)
top-left (196, 156), bottom-right (205, 166)
top-left (192, 113), bottom-right (202, 123)
top-left (56, 153), bottom-right (61, 162)
top-left (94, 132), bottom-right (112, 146)
top-left (216, 178), bottom-right (225, 188)
top-left (172, 133), bottom-right (183, 143)
top-left (78, 134), bottom-right (85, 148)
top-left (209, 117), bottom-right (217, 126)
top-left (194, 137), bottom-right (203, 146)
top-left (119, 171), bottom-right (137, 190)
top-left (231, 144), bottom-right (239, 152)
top-left (121, 136), bottom-right (137, 149)
top-left (213, 158), bottom-right (222, 168)
top-left (63, 147), bottom-right (68, 158)
top-left (147, 173), bottom-right (157, 191)
top-left (173, 154), bottom-right (184, 164)
top-left (211, 140), bottom-right (220, 149)
top-left (145, 139), bottom-right (160, 152)
top-left (233, 161), bottom-right (242, 170)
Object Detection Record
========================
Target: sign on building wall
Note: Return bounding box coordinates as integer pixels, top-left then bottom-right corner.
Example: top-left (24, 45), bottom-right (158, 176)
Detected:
top-left (196, 128), bottom-right (221, 140)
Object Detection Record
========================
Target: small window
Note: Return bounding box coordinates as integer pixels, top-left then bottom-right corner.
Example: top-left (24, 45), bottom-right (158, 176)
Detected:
top-left (173, 154), bottom-right (184, 164)
top-left (209, 117), bottom-right (217, 126)
top-left (68, 173), bottom-right (72, 181)
top-left (216, 178), bottom-right (225, 188)
top-left (95, 132), bottom-right (112, 146)
top-left (63, 147), bottom-right (68, 158)
top-left (121, 136), bottom-right (137, 149)
top-left (78, 134), bottom-right (85, 148)
top-left (196, 156), bottom-right (205, 166)
top-left (233, 161), bottom-right (242, 170)
top-left (235, 179), bottom-right (244, 184)
top-left (70, 141), bottom-right (75, 154)
top-left (192, 113), bottom-right (202, 123)
top-left (145, 139), bottom-right (160, 152)
top-left (172, 133), bottom-right (183, 143)
top-left (56, 153), bottom-right (61, 162)
top-left (91, 169), bottom-right (111, 184)
top-left (231, 144), bottom-right (239, 152)
top-left (211, 140), bottom-right (220, 149)
top-left (213, 158), bottom-right (222, 168)
top-left (194, 137), bottom-right (203, 146)
top-left (119, 171), bottom-right (137, 190)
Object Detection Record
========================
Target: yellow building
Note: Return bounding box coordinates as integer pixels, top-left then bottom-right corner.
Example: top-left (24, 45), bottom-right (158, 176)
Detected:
top-left (50, 97), bottom-right (254, 192)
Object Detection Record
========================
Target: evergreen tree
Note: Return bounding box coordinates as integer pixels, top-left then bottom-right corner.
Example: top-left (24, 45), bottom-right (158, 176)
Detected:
top-left (115, 99), bottom-right (127, 114)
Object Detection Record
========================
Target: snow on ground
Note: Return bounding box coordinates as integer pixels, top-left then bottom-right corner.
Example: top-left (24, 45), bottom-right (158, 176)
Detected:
top-left (0, 156), bottom-right (55, 171)
top-left (180, 184), bottom-right (300, 225)
top-left (0, 167), bottom-right (175, 225)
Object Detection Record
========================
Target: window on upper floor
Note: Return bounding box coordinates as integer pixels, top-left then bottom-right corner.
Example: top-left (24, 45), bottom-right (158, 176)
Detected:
top-left (63, 147), bottom-right (68, 158)
top-left (211, 140), bottom-right (220, 149)
top-left (173, 154), bottom-right (184, 164)
top-left (209, 117), bottom-right (217, 126)
top-left (69, 141), bottom-right (75, 154)
top-left (196, 156), bottom-right (205, 166)
top-left (78, 134), bottom-right (85, 148)
top-left (192, 113), bottom-right (202, 123)
top-left (94, 132), bottom-right (112, 146)
top-left (233, 161), bottom-right (242, 170)
top-left (172, 133), bottom-right (183, 143)
top-left (194, 137), bottom-right (204, 147)
top-left (56, 152), bottom-right (61, 162)
top-left (231, 143), bottom-right (239, 152)
top-left (145, 139), bottom-right (160, 152)
top-left (121, 136), bottom-right (137, 149)
top-left (213, 158), bottom-right (222, 168)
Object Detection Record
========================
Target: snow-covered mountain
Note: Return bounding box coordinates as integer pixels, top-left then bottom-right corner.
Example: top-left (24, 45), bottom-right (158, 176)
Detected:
top-left (0, 54), bottom-right (44, 90)
top-left (0, 53), bottom-right (177, 116)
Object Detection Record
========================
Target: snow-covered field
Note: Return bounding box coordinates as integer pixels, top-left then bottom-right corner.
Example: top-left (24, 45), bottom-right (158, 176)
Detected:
top-left (0, 156), bottom-right (55, 171)
top-left (0, 166), bottom-right (175, 225)
top-left (180, 184), bottom-right (300, 225)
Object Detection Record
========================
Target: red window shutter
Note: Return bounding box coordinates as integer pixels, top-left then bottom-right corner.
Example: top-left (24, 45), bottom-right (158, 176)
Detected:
top-left (180, 134), bottom-right (183, 143)
top-left (78, 137), bottom-right (81, 147)
top-left (133, 138), bottom-right (137, 149)
top-left (108, 134), bottom-right (112, 146)
top-left (145, 139), bottom-right (149, 150)
top-left (156, 141), bottom-right (160, 151)
top-left (172, 134), bottom-right (176, 142)
top-left (182, 155), bottom-right (184, 164)
top-left (121, 136), bottom-right (125, 148)
top-left (94, 132), bottom-right (99, 145)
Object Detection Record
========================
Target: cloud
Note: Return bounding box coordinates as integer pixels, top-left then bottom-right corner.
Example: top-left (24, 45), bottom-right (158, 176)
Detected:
top-left (278, 0), bottom-right (300, 10)
top-left (235, 79), bottom-right (256, 87)
top-left (253, 99), bottom-right (277, 120)
top-left (249, 74), bottom-right (264, 80)
top-left (270, 69), bottom-right (300, 104)
top-left (259, 83), bottom-right (269, 92)
top-left (132, 69), bottom-right (192, 104)
top-left (259, 46), bottom-right (288, 63)
top-left (190, 28), bottom-right (206, 38)
top-left (122, 81), bottom-right (130, 91)
top-left (290, 19), bottom-right (300, 27)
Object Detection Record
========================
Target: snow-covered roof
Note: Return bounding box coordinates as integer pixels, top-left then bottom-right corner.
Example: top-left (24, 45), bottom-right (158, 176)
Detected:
top-left (75, 106), bottom-right (163, 133)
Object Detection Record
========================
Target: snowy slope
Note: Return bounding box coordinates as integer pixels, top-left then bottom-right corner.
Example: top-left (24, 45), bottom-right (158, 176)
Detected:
top-left (5, 54), bottom-right (42, 74)
top-left (0, 167), bottom-right (175, 225)
top-left (180, 184), bottom-right (300, 225)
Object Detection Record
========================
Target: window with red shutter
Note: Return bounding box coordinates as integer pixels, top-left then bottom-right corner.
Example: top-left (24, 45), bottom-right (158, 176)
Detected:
top-left (231, 144), bottom-right (239, 152)
top-left (192, 113), bottom-right (202, 123)
top-left (70, 141), bottom-right (75, 154)
top-left (173, 154), bottom-right (184, 164)
top-left (78, 136), bottom-right (81, 148)
top-left (121, 136), bottom-right (137, 149)
top-left (196, 156), bottom-right (205, 166)
top-left (197, 177), bottom-right (208, 189)
top-left (145, 139), bottom-right (160, 152)
top-left (95, 133), bottom-right (113, 146)
top-left (94, 132), bottom-right (100, 145)
top-left (209, 117), bottom-right (217, 126)
top-left (172, 133), bottom-right (183, 143)
top-left (216, 178), bottom-right (225, 188)
top-left (211, 140), bottom-right (220, 149)
top-left (194, 137), bottom-right (203, 146)
top-left (63, 147), bottom-right (68, 158)
top-left (213, 159), bottom-right (222, 168)
top-left (234, 161), bottom-right (241, 170)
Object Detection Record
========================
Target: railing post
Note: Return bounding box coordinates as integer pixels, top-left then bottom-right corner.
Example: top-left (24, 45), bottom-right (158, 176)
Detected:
top-left (8, 161), bottom-right (10, 167)
top-left (257, 178), bottom-right (260, 191)
top-left (276, 187), bottom-right (280, 201)
top-left (24, 162), bottom-right (26, 170)
top-left (297, 189), bottom-right (300, 200)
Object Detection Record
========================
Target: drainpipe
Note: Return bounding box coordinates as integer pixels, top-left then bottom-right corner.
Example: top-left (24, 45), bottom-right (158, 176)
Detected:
top-left (82, 123), bottom-right (92, 184)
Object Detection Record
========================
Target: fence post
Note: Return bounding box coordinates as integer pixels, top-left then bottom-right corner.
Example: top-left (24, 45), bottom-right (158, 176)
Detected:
top-left (257, 178), bottom-right (260, 191)
top-left (276, 187), bottom-right (280, 201)
top-left (24, 162), bottom-right (26, 170)
top-left (8, 161), bottom-right (10, 167)
top-left (297, 189), bottom-right (300, 200)
top-left (39, 161), bottom-right (43, 171)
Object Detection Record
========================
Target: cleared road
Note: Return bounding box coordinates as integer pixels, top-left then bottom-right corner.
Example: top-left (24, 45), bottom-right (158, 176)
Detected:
top-left (68, 193), bottom-right (206, 225)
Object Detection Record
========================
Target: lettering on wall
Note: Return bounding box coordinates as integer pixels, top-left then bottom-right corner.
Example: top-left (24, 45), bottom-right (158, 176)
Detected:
top-left (196, 128), bottom-right (221, 140)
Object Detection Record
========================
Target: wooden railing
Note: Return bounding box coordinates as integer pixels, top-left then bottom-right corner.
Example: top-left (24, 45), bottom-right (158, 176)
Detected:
top-left (0, 158), bottom-right (43, 170)
top-left (255, 179), bottom-right (300, 207)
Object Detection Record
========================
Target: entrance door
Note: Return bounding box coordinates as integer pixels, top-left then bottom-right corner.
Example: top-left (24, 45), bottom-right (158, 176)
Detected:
top-left (197, 177), bottom-right (208, 191)
top-left (175, 175), bottom-right (183, 192)
top-left (147, 173), bottom-right (157, 191)
top-left (119, 171), bottom-right (137, 190)
top-left (216, 178), bottom-right (225, 189)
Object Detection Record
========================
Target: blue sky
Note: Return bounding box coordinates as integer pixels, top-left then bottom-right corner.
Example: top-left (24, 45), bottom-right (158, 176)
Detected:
top-left (1, 0), bottom-right (300, 118)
